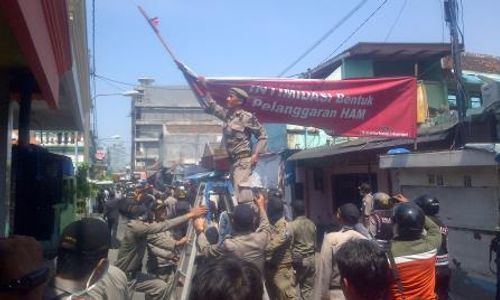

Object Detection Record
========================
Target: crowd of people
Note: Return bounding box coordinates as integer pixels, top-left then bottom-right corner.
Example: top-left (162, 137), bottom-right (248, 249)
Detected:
top-left (0, 179), bottom-right (451, 300)
top-left (0, 85), bottom-right (450, 299)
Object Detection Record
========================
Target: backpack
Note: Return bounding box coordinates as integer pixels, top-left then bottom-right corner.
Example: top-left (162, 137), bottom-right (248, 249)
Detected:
top-left (370, 209), bottom-right (394, 241)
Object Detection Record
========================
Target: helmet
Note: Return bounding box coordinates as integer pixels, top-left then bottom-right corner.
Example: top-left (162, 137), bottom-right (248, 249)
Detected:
top-left (413, 194), bottom-right (440, 216)
top-left (392, 203), bottom-right (425, 239)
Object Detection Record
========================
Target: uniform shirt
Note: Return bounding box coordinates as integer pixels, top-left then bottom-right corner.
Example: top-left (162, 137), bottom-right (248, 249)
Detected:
top-left (361, 193), bottom-right (374, 218)
top-left (429, 215), bottom-right (449, 267)
top-left (146, 230), bottom-right (178, 274)
top-left (313, 227), bottom-right (366, 300)
top-left (197, 207), bottom-right (272, 274)
top-left (164, 196), bottom-right (177, 218)
top-left (388, 216), bottom-right (442, 300)
top-left (206, 99), bottom-right (267, 157)
top-left (289, 215), bottom-right (316, 257)
top-left (265, 217), bottom-right (294, 267)
top-left (44, 265), bottom-right (129, 300)
top-left (115, 215), bottom-right (190, 273)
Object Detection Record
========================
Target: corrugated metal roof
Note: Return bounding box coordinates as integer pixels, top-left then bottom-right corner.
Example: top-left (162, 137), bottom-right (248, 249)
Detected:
top-left (308, 42), bottom-right (452, 79)
top-left (288, 122), bottom-right (456, 161)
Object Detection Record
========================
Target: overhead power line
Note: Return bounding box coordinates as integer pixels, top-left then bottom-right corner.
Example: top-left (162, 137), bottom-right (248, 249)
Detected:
top-left (322, 0), bottom-right (389, 63)
top-left (277, 0), bottom-right (369, 77)
top-left (384, 0), bottom-right (408, 42)
top-left (95, 74), bottom-right (137, 87)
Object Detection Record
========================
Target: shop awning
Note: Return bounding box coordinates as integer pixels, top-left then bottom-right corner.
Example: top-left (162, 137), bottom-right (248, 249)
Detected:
top-left (0, 0), bottom-right (72, 108)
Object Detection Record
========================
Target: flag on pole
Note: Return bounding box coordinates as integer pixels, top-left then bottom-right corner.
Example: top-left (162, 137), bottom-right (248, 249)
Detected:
top-left (149, 16), bottom-right (160, 28)
top-left (176, 61), bottom-right (208, 109)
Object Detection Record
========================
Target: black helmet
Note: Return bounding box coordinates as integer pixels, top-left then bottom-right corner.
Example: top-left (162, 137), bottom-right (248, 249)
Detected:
top-left (413, 194), bottom-right (440, 216)
top-left (392, 203), bottom-right (425, 239)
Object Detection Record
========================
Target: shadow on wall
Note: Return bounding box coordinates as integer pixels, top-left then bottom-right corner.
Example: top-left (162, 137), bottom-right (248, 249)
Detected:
top-left (449, 259), bottom-right (496, 300)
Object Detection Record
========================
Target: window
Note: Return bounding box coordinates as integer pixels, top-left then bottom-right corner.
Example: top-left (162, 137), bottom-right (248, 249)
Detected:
top-left (436, 174), bottom-right (444, 186)
top-left (464, 175), bottom-right (472, 187)
top-left (470, 96), bottom-right (482, 109)
top-left (447, 94), bottom-right (457, 108)
top-left (427, 174), bottom-right (436, 185)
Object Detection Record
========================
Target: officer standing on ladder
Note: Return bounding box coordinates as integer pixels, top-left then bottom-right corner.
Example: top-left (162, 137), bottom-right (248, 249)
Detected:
top-left (199, 77), bottom-right (268, 201)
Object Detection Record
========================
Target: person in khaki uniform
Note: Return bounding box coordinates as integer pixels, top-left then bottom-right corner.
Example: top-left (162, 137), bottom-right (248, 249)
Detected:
top-left (289, 200), bottom-right (316, 300)
top-left (313, 203), bottom-right (367, 300)
top-left (194, 191), bottom-right (271, 275)
top-left (200, 81), bottom-right (268, 200)
top-left (265, 192), bottom-right (297, 300)
top-left (145, 201), bottom-right (189, 296)
top-left (115, 203), bottom-right (207, 300)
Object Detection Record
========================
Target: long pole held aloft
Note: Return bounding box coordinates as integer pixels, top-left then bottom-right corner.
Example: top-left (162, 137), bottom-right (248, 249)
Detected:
top-left (137, 5), bottom-right (180, 65)
top-left (137, 6), bottom-right (208, 109)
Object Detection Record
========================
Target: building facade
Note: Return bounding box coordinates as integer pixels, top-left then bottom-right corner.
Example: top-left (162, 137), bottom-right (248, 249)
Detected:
top-left (130, 80), bottom-right (222, 172)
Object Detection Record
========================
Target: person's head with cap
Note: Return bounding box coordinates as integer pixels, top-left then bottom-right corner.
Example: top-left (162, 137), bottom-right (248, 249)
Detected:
top-left (56, 218), bottom-right (110, 281)
top-left (373, 192), bottom-right (394, 210)
top-left (226, 87), bottom-right (249, 109)
top-left (231, 203), bottom-right (258, 233)
top-left (337, 203), bottom-right (361, 226)
top-left (152, 200), bottom-right (167, 221)
top-left (267, 190), bottom-right (284, 224)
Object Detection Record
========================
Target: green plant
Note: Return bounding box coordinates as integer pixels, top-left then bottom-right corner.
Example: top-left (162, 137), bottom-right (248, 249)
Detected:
top-left (76, 162), bottom-right (91, 200)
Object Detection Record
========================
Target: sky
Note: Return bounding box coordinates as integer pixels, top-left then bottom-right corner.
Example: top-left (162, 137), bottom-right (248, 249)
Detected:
top-left (91, 0), bottom-right (500, 161)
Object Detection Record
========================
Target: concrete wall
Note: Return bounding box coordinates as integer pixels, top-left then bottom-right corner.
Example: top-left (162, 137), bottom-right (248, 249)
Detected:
top-left (342, 59), bottom-right (373, 79)
top-left (392, 166), bottom-right (499, 292)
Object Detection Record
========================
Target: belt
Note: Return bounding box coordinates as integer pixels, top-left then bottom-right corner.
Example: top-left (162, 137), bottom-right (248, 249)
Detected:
top-left (230, 151), bottom-right (251, 161)
top-left (155, 265), bottom-right (176, 274)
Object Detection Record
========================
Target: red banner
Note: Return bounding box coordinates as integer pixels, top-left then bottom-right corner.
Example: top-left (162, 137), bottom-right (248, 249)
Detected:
top-left (201, 77), bottom-right (417, 138)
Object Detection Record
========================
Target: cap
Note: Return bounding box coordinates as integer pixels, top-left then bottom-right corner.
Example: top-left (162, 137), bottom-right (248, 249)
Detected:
top-left (338, 203), bottom-right (360, 225)
top-left (152, 200), bottom-right (166, 211)
top-left (229, 87), bottom-right (249, 101)
top-left (59, 218), bottom-right (110, 255)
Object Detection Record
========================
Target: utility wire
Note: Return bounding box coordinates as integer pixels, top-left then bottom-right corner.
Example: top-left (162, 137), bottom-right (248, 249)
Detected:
top-left (322, 0), bottom-right (389, 64)
top-left (95, 74), bottom-right (137, 87)
top-left (91, 0), bottom-right (98, 137)
top-left (277, 0), bottom-right (369, 77)
top-left (98, 77), bottom-right (127, 92)
top-left (438, 0), bottom-right (446, 42)
top-left (384, 0), bottom-right (407, 42)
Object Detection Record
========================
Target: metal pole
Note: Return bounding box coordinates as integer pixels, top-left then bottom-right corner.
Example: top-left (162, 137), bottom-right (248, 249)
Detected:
top-left (444, 0), bottom-right (467, 146)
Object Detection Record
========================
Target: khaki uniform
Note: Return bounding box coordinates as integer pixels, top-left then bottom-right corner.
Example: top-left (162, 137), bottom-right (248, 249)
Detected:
top-left (206, 99), bottom-right (267, 199)
top-left (265, 217), bottom-right (297, 300)
top-left (115, 215), bottom-right (190, 300)
top-left (313, 227), bottom-right (366, 300)
top-left (44, 265), bottom-right (129, 299)
top-left (361, 193), bottom-right (374, 225)
top-left (197, 206), bottom-right (272, 275)
top-left (146, 230), bottom-right (179, 294)
top-left (164, 195), bottom-right (178, 218)
top-left (289, 216), bottom-right (316, 300)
